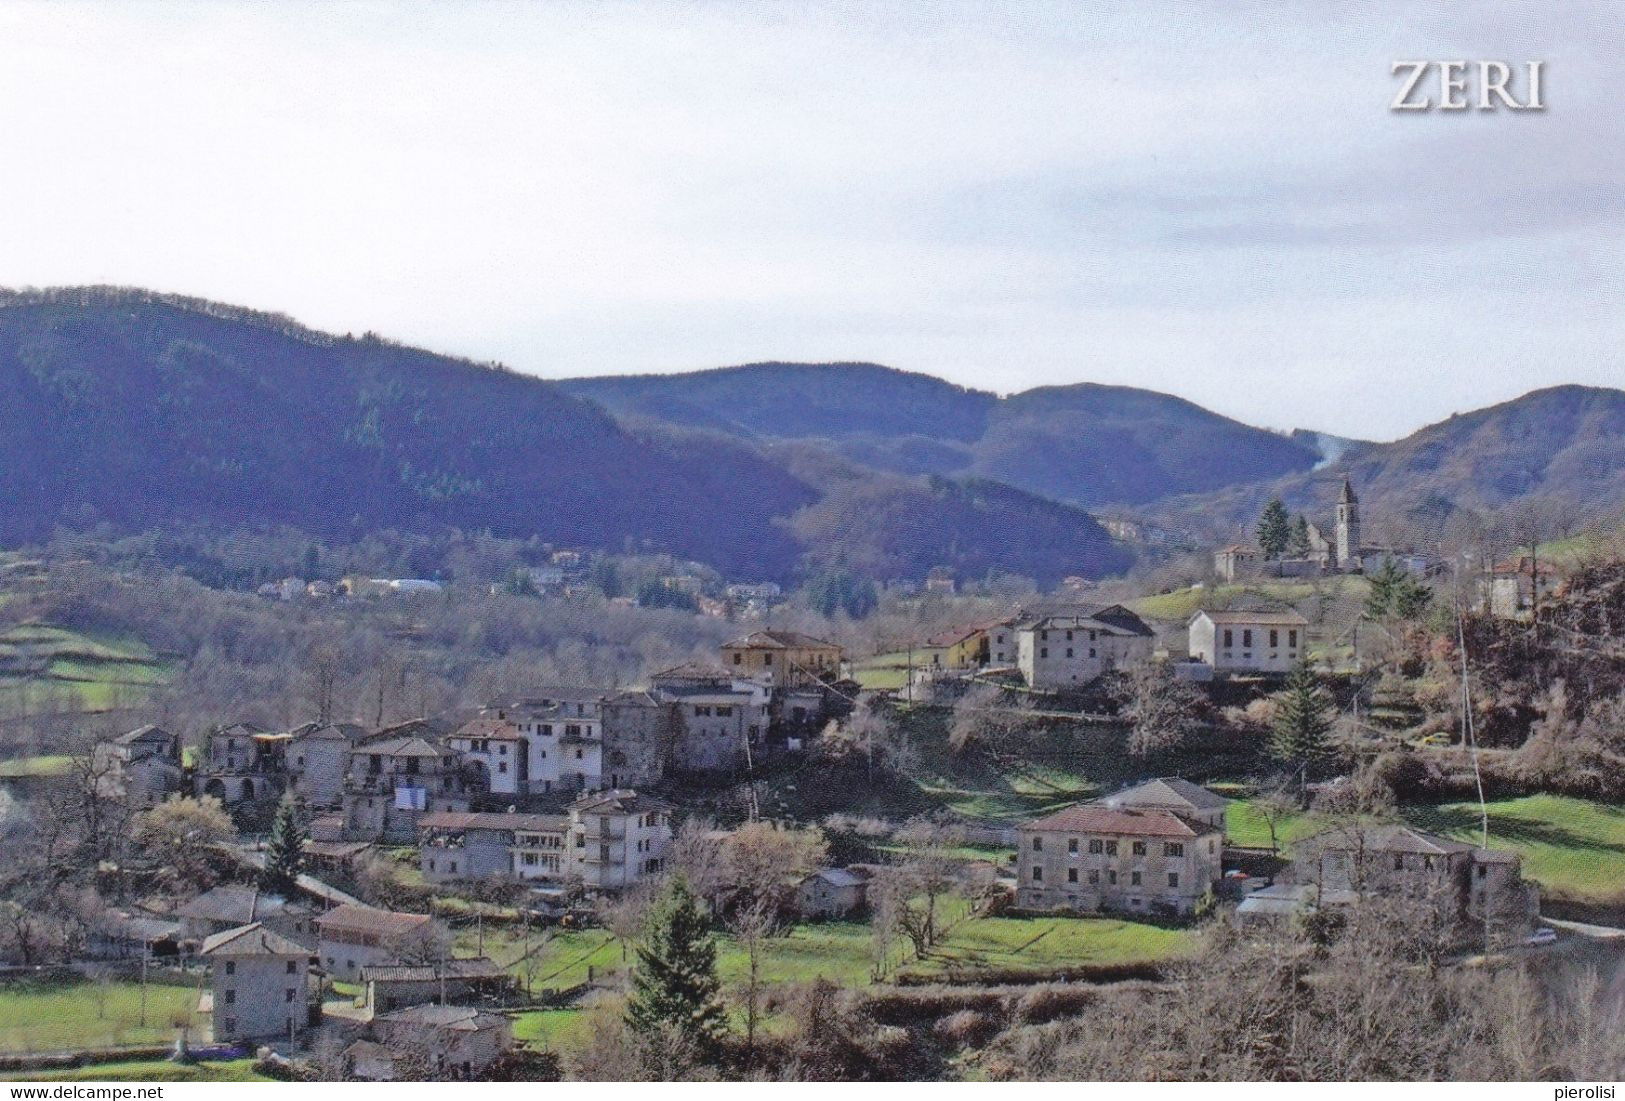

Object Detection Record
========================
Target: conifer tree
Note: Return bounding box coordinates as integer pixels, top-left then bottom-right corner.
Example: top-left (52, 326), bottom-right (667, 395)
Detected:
top-left (1289, 514), bottom-right (1312, 558)
top-left (625, 874), bottom-right (726, 1071)
top-left (1256, 498), bottom-right (1292, 560)
top-left (1271, 658), bottom-right (1333, 803)
top-left (261, 797), bottom-right (305, 898)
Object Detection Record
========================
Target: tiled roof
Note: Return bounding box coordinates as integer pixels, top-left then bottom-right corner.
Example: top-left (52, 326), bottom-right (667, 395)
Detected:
top-left (1024, 804), bottom-right (1216, 838)
top-left (451, 717), bottom-right (523, 741)
top-left (1192, 608), bottom-right (1309, 626)
top-left (356, 735), bottom-right (455, 758)
top-left (178, 886), bottom-right (290, 924)
top-left (1308, 823), bottom-right (1476, 856)
top-left (419, 811), bottom-right (567, 833)
top-left (114, 724), bottom-right (173, 746)
top-left (200, 922), bottom-right (311, 957)
top-left (569, 789), bottom-right (671, 815)
top-left (723, 630), bottom-right (839, 650)
top-left (376, 1003), bottom-right (506, 1030)
top-left (650, 662), bottom-right (736, 681)
top-left (1103, 777), bottom-right (1229, 812)
top-left (314, 904), bottom-right (432, 937)
top-left (361, 957), bottom-right (507, 983)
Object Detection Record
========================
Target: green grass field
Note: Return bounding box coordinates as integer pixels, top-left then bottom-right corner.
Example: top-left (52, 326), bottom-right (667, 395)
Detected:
top-left (1225, 790), bottom-right (1625, 903)
top-left (852, 650), bottom-right (912, 691)
top-left (1404, 795), bottom-right (1625, 902)
top-left (0, 624), bottom-right (173, 715)
top-left (7, 1058), bottom-right (269, 1082)
top-left (905, 915), bottom-right (1193, 978)
top-left (0, 754), bottom-right (74, 779)
top-left (509, 1007), bottom-right (603, 1055)
top-left (0, 981), bottom-right (201, 1054)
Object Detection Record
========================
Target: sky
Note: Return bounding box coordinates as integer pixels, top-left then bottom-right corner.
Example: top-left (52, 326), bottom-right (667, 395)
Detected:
top-left (1, 1), bottom-right (1621, 441)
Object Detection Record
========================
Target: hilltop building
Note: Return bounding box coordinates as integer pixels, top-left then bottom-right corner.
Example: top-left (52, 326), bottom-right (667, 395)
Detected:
top-left (1187, 608), bottom-right (1308, 675)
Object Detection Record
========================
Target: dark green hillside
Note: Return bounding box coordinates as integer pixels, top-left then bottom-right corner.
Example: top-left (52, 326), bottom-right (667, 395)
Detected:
top-left (789, 474), bottom-right (1132, 585)
top-left (0, 289), bottom-right (814, 579)
top-left (972, 383), bottom-right (1319, 506)
top-left (0, 290), bottom-right (1135, 585)
top-left (560, 361), bottom-right (995, 444)
top-left (1147, 385), bottom-right (1625, 543)
top-left (563, 365), bottom-right (1322, 506)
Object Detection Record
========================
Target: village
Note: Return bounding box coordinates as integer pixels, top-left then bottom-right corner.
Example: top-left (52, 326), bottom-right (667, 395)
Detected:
top-left (0, 476), bottom-right (1607, 1083)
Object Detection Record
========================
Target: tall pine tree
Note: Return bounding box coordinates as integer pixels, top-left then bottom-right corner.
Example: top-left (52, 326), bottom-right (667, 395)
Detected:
top-left (261, 797), bottom-right (305, 898)
top-left (625, 874), bottom-right (726, 1071)
top-left (1271, 658), bottom-right (1333, 803)
top-left (1256, 498), bottom-right (1291, 560)
top-left (1289, 514), bottom-right (1312, 558)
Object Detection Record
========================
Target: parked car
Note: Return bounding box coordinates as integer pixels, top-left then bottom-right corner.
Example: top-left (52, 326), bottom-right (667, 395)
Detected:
top-left (1525, 927), bottom-right (1558, 947)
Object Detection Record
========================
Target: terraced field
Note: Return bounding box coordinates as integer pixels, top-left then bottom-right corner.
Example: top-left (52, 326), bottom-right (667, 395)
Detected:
top-left (0, 623), bottom-right (173, 714)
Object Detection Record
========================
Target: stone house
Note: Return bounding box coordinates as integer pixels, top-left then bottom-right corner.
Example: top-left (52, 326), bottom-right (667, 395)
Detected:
top-left (314, 904), bottom-right (438, 983)
top-left (1480, 555), bottom-right (1562, 620)
top-left (1213, 545), bottom-right (1260, 583)
top-left (92, 725), bottom-right (183, 807)
top-left (445, 717), bottom-right (528, 797)
top-left (487, 688), bottom-right (608, 795)
top-left (565, 790), bottom-right (673, 891)
top-left (177, 885), bottom-right (314, 947)
top-left (1187, 608), bottom-right (1308, 674)
top-left (418, 811), bottom-right (566, 884)
top-left (287, 722), bottom-right (367, 809)
top-left (649, 664), bottom-right (770, 774)
top-left (199, 922), bottom-right (318, 1043)
top-left (361, 957), bottom-right (511, 1014)
top-left (720, 630), bottom-right (843, 689)
top-left (793, 867), bottom-right (869, 919)
top-left (1099, 777), bottom-right (1229, 831)
top-left (196, 722), bottom-right (290, 809)
top-left (342, 732), bottom-right (475, 843)
top-left (366, 1003), bottom-right (514, 1080)
top-left (1291, 823), bottom-right (1538, 937)
top-left (1015, 605), bottom-right (1155, 690)
top-left (1017, 803), bottom-right (1224, 916)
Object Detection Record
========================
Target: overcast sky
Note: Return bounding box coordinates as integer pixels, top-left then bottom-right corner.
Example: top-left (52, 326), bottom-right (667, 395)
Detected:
top-left (2, 2), bottom-right (1620, 440)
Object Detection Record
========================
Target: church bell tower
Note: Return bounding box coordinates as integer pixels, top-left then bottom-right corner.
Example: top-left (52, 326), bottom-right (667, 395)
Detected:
top-left (1335, 478), bottom-right (1360, 568)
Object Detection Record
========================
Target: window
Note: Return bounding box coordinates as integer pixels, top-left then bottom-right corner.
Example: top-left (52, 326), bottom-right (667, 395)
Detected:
top-left (1168, 872), bottom-right (1180, 888)
top-left (1269, 629), bottom-right (1279, 648)
top-left (224, 1017), bottom-right (236, 1034)
top-left (285, 989), bottom-right (296, 1003)
top-left (1107, 870), bottom-right (1118, 885)
top-left (1104, 840), bottom-right (1118, 856)
top-left (1065, 630), bottom-right (1073, 641)
top-left (717, 705), bottom-right (732, 717)
top-left (1066, 648), bottom-right (1074, 658)
top-left (1132, 841), bottom-right (1146, 856)
top-left (1089, 648), bottom-right (1096, 658)
top-left (1040, 630), bottom-right (1049, 641)
top-left (764, 653), bottom-right (773, 665)
top-left (224, 990), bottom-right (236, 1004)
top-left (498, 762), bottom-right (507, 774)
top-left (1243, 629), bottom-right (1253, 647)
top-left (1476, 865), bottom-right (1487, 879)
top-left (1031, 836), bottom-right (1043, 851)
top-left (286, 960), bottom-right (297, 975)
top-left (1393, 854), bottom-right (1405, 871)
top-left (1040, 647), bottom-right (1048, 658)
top-left (1031, 866), bottom-right (1043, 882)
top-left (733, 653), bottom-right (742, 665)
top-left (1223, 628), bottom-right (1233, 648)
top-left (1067, 838), bottom-right (1078, 854)
top-left (1088, 839), bottom-right (1104, 854)
top-left (1289, 629), bottom-right (1298, 648)
top-left (1088, 869), bottom-right (1100, 885)
top-left (225, 961), bottom-right (236, 976)
top-left (1067, 868), bottom-right (1078, 883)
top-left (1131, 871), bottom-right (1142, 886)
top-left (1164, 842), bottom-right (1184, 857)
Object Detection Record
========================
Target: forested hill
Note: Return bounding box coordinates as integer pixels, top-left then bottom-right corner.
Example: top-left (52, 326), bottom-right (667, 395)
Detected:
top-left (0, 289), bottom-right (1129, 584)
top-left (1139, 384), bottom-right (1625, 546)
top-left (560, 365), bottom-right (1323, 505)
